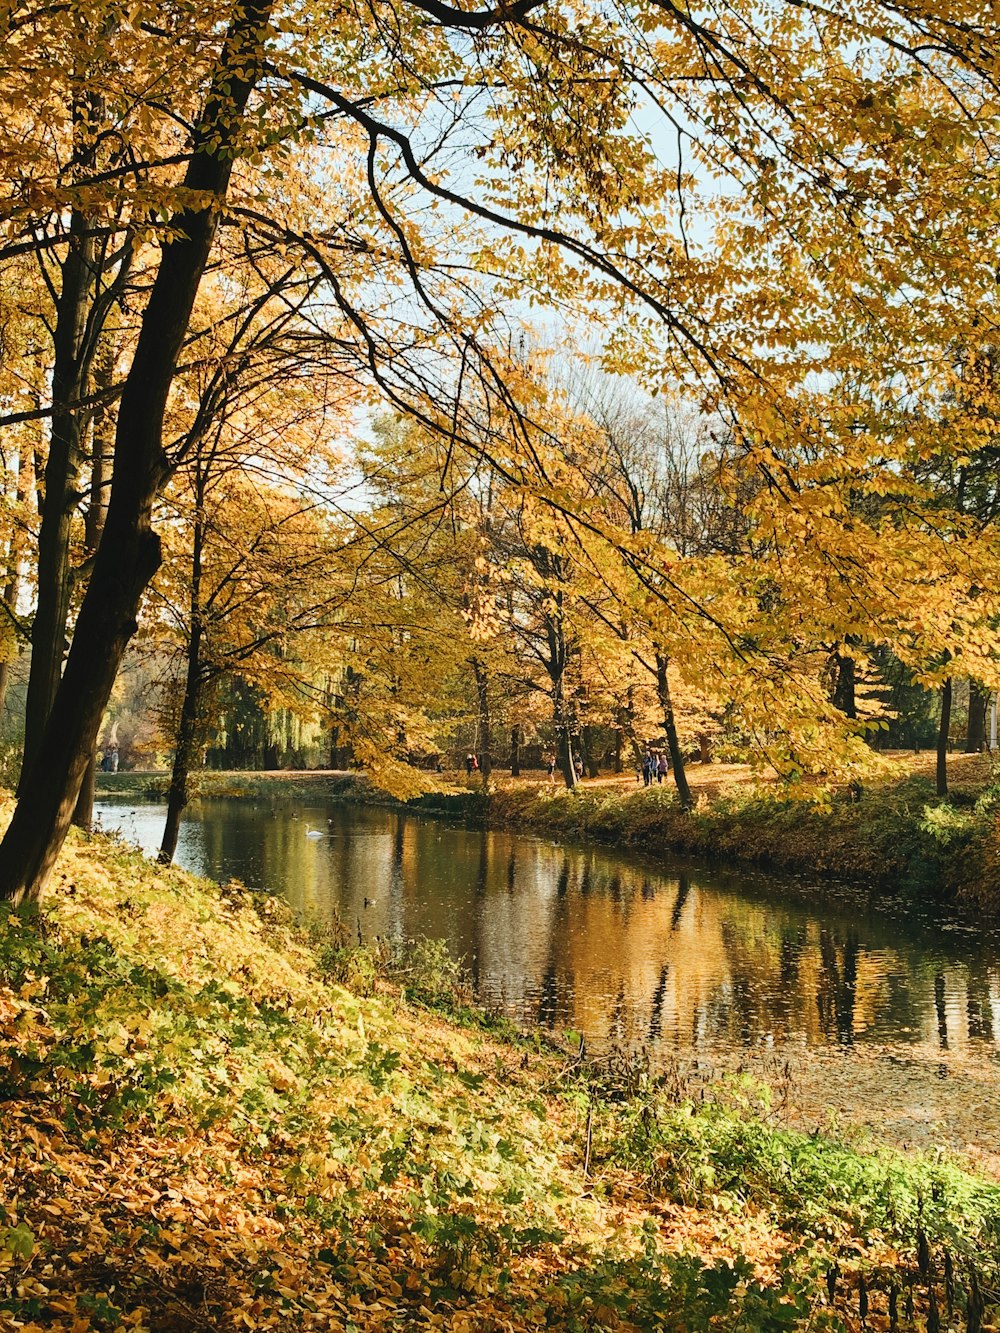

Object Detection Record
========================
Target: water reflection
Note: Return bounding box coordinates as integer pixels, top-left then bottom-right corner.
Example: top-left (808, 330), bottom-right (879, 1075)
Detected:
top-left (95, 797), bottom-right (1000, 1060)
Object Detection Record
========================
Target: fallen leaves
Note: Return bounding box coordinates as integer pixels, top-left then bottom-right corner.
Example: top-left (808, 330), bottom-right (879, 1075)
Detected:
top-left (0, 819), bottom-right (994, 1330)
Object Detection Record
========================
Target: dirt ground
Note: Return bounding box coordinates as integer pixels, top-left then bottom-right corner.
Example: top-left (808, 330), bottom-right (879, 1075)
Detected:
top-left (476, 749), bottom-right (998, 801)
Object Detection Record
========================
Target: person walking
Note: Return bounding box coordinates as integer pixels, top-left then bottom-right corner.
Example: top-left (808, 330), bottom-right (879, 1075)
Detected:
top-left (656, 752), bottom-right (669, 783)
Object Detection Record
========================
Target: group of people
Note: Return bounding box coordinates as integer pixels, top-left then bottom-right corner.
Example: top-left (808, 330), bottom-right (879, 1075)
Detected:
top-left (639, 750), bottom-right (669, 785)
top-left (543, 750), bottom-right (585, 781)
top-left (468, 746), bottom-right (668, 784)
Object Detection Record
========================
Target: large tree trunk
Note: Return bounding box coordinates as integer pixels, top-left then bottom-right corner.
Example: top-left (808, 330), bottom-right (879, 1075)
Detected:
top-left (614, 686), bottom-right (637, 775)
top-left (510, 724), bottom-right (520, 777)
top-left (20, 208), bottom-right (95, 790)
top-left (158, 656), bottom-right (203, 865)
top-left (655, 651), bottom-right (692, 809)
top-left (966, 681), bottom-right (988, 753)
top-left (580, 724), bottom-right (599, 778)
top-left (73, 337), bottom-right (116, 831)
top-left (936, 677), bottom-right (952, 798)
top-left (556, 721), bottom-right (577, 788)
top-left (0, 0), bottom-right (273, 905)
top-left (540, 587), bottom-right (576, 789)
top-left (831, 649), bottom-right (857, 720)
top-left (553, 675), bottom-right (576, 789)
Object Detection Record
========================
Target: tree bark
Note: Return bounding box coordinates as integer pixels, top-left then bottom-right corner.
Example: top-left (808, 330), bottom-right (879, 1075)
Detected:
top-left (656, 651), bottom-right (692, 809)
top-left (539, 583), bottom-right (576, 788)
top-left (556, 719), bottom-right (577, 788)
top-left (20, 207), bottom-right (95, 790)
top-left (936, 677), bottom-right (952, 798)
top-left (509, 724), bottom-right (520, 777)
top-left (158, 668), bottom-right (202, 864)
top-left (72, 336), bottom-right (116, 831)
top-left (614, 686), bottom-right (635, 775)
top-left (0, 0), bottom-right (273, 904)
top-left (580, 724), bottom-right (600, 778)
top-left (553, 673), bottom-right (576, 789)
top-left (966, 681), bottom-right (988, 753)
top-left (0, 445), bottom-right (33, 724)
top-left (832, 649), bottom-right (857, 720)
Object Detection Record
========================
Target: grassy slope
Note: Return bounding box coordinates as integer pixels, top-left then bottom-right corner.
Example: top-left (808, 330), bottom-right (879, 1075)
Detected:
top-left (3, 821), bottom-right (1000, 1329)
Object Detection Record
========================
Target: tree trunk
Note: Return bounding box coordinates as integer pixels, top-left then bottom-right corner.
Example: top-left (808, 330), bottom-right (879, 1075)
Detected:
top-left (471, 656), bottom-right (492, 780)
top-left (158, 658), bottom-right (203, 865)
top-left (541, 587), bottom-right (576, 788)
top-left (73, 336), bottom-right (116, 831)
top-left (557, 722), bottom-right (577, 788)
top-left (832, 649), bottom-right (857, 720)
top-left (0, 445), bottom-right (33, 724)
top-left (510, 724), bottom-right (520, 777)
top-left (614, 687), bottom-right (636, 775)
top-left (159, 507), bottom-right (205, 865)
top-left (966, 682), bottom-right (988, 753)
top-left (936, 677), bottom-right (952, 798)
top-left (553, 675), bottom-right (576, 789)
top-left (656, 652), bottom-right (692, 809)
top-left (581, 724), bottom-right (600, 778)
top-left (20, 207), bottom-right (95, 791)
top-left (0, 0), bottom-right (273, 905)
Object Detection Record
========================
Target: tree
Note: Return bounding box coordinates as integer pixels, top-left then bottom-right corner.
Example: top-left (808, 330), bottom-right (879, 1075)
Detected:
top-left (0, 0), bottom-right (276, 901)
top-left (2, 0), bottom-right (1000, 900)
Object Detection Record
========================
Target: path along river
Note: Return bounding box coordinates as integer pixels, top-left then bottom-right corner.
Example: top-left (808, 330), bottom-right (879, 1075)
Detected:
top-left (95, 795), bottom-right (1000, 1171)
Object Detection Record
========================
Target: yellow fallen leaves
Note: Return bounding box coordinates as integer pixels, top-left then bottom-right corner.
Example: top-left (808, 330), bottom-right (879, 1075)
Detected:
top-left (0, 821), bottom-right (965, 1331)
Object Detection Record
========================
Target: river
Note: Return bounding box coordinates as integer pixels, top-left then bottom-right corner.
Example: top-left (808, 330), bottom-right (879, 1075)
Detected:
top-left (94, 794), bottom-right (1000, 1167)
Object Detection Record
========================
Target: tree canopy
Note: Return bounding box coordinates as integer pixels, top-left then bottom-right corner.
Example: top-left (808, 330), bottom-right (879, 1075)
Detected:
top-left (0, 0), bottom-right (999, 897)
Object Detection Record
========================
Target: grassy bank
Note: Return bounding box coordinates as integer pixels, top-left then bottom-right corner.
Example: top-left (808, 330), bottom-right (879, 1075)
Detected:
top-left (2, 819), bottom-right (1000, 1329)
top-left (95, 769), bottom-right (482, 821)
top-left (94, 769), bottom-right (368, 803)
top-left (485, 768), bottom-right (1000, 900)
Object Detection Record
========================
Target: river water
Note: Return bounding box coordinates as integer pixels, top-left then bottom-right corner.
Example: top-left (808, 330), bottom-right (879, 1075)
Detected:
top-left (96, 794), bottom-right (1000, 1162)
top-left (94, 796), bottom-right (999, 1054)
top-left (94, 795), bottom-right (1000, 1164)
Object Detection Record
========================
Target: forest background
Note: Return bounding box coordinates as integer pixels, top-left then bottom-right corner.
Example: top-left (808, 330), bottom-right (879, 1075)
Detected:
top-left (1, 0), bottom-right (1000, 900)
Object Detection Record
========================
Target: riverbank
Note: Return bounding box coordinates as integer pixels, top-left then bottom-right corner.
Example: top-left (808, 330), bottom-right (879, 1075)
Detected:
top-left (484, 761), bottom-right (1000, 901)
top-left (98, 753), bottom-right (1000, 901)
top-left (2, 827), bottom-right (1000, 1331)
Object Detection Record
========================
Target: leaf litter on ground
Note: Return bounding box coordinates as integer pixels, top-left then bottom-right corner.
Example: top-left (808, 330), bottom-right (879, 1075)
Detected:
top-left (2, 806), bottom-right (1000, 1331)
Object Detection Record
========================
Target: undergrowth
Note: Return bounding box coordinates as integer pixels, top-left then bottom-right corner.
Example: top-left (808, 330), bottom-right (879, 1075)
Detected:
top-left (3, 820), bottom-right (999, 1329)
top-left (487, 771), bottom-right (1000, 899)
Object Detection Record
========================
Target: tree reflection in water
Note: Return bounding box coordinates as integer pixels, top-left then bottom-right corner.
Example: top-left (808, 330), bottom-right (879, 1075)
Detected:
top-left (96, 797), bottom-right (1000, 1063)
